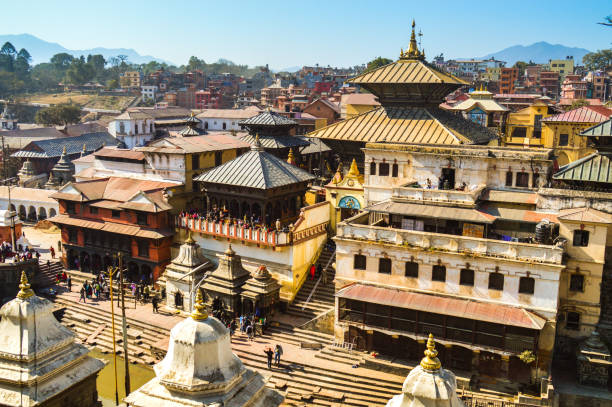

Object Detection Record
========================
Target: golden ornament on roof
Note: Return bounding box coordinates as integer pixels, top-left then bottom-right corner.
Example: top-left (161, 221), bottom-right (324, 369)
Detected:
top-left (420, 333), bottom-right (441, 371)
top-left (191, 288), bottom-right (208, 320)
top-left (17, 271), bottom-right (34, 300)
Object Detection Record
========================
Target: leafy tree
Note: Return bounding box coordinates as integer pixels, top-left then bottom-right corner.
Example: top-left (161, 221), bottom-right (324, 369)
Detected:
top-left (187, 56), bottom-right (205, 72)
top-left (30, 63), bottom-right (63, 90)
top-left (64, 56), bottom-right (95, 85)
top-left (106, 78), bottom-right (119, 89)
top-left (569, 99), bottom-right (589, 110)
top-left (86, 54), bottom-right (106, 81)
top-left (513, 61), bottom-right (527, 77)
top-left (35, 104), bottom-right (82, 126)
top-left (583, 49), bottom-right (612, 71)
top-left (365, 57), bottom-right (392, 73)
top-left (50, 53), bottom-right (74, 70)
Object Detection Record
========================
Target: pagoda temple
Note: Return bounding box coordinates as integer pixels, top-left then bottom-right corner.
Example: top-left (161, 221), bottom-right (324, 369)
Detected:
top-left (44, 146), bottom-right (75, 189)
top-left (194, 136), bottom-right (315, 225)
top-left (125, 290), bottom-right (283, 407)
top-left (309, 21), bottom-right (498, 167)
top-left (0, 272), bottom-right (104, 406)
top-left (171, 112), bottom-right (207, 137)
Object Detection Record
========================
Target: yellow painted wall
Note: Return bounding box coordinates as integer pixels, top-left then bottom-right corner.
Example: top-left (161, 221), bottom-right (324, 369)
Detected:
top-left (504, 104), bottom-right (550, 147)
top-left (314, 118), bottom-right (328, 130)
top-left (325, 187), bottom-right (365, 232)
top-left (184, 149), bottom-right (241, 192)
top-left (541, 123), bottom-right (594, 166)
top-left (346, 104), bottom-right (377, 119)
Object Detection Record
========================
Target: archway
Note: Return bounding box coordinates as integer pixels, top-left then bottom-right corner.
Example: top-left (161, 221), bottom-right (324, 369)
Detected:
top-left (18, 205), bottom-right (26, 220)
top-left (67, 249), bottom-right (77, 269)
top-left (128, 262), bottom-right (139, 282)
top-left (80, 251), bottom-right (90, 273)
top-left (27, 206), bottom-right (37, 221)
top-left (252, 203), bottom-right (261, 222)
top-left (174, 291), bottom-right (184, 309)
top-left (49, 208), bottom-right (56, 217)
top-left (229, 199), bottom-right (239, 218)
top-left (556, 152), bottom-right (570, 167)
top-left (92, 254), bottom-right (102, 273)
top-left (38, 207), bottom-right (47, 220)
top-left (141, 264), bottom-right (152, 283)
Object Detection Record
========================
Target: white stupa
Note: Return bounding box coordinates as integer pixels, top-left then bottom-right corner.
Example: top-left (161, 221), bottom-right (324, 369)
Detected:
top-left (0, 271), bottom-right (104, 406)
top-left (124, 289), bottom-right (283, 406)
top-left (385, 334), bottom-right (465, 407)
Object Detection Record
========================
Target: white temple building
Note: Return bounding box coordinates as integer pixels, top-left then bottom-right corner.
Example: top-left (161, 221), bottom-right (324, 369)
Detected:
top-left (0, 272), bottom-right (104, 407)
top-left (125, 289), bottom-right (283, 407)
top-left (386, 334), bottom-right (465, 407)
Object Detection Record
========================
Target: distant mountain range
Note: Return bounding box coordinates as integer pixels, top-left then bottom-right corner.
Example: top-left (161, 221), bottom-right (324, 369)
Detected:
top-left (480, 41), bottom-right (591, 65)
top-left (0, 33), bottom-right (174, 65)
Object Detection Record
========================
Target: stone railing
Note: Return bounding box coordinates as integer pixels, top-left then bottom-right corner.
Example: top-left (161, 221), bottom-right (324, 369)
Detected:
top-left (176, 217), bottom-right (288, 247)
top-left (392, 185), bottom-right (485, 206)
top-left (337, 223), bottom-right (563, 265)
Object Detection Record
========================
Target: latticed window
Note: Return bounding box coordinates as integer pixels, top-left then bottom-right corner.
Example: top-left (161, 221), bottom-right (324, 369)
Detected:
top-left (432, 265), bottom-right (446, 282)
top-left (570, 274), bottom-right (584, 292)
top-left (489, 272), bottom-right (504, 290)
top-left (460, 268), bottom-right (474, 286)
top-left (519, 277), bottom-right (535, 295)
top-left (405, 262), bottom-right (418, 278)
top-left (379, 258), bottom-right (391, 274)
top-left (354, 254), bottom-right (366, 270)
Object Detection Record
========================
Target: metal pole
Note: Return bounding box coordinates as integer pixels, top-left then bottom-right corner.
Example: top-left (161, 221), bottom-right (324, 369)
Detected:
top-left (118, 252), bottom-right (131, 397)
top-left (108, 266), bottom-right (119, 406)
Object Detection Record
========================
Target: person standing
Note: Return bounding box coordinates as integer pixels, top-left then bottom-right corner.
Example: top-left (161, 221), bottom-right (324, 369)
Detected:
top-left (152, 296), bottom-right (159, 313)
top-left (264, 347), bottom-right (274, 369)
top-left (50, 246), bottom-right (55, 259)
top-left (309, 264), bottom-right (316, 281)
top-left (79, 286), bottom-right (86, 303)
top-left (246, 324), bottom-right (254, 341)
top-left (67, 276), bottom-right (72, 292)
top-left (274, 344), bottom-right (283, 367)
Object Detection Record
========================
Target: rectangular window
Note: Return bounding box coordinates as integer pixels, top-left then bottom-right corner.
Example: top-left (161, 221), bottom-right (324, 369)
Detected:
top-left (369, 162), bottom-right (376, 176)
top-left (405, 262), bottom-right (419, 278)
top-left (391, 163), bottom-right (399, 177)
top-left (137, 212), bottom-right (147, 225)
top-left (354, 254), bottom-right (366, 270)
top-left (570, 274), bottom-right (584, 292)
top-left (505, 171), bottom-right (513, 187)
top-left (559, 133), bottom-right (569, 146)
top-left (134, 123), bottom-right (138, 134)
top-left (68, 228), bottom-right (78, 243)
top-left (112, 210), bottom-right (121, 219)
top-left (379, 163), bottom-right (390, 176)
top-left (511, 127), bottom-right (527, 138)
top-left (379, 258), bottom-right (391, 274)
top-left (518, 277), bottom-right (535, 295)
top-left (459, 268), bottom-right (474, 286)
top-left (489, 273), bottom-right (504, 290)
top-left (516, 172), bottom-right (529, 187)
top-left (67, 202), bottom-right (76, 214)
top-left (191, 154), bottom-right (200, 170)
top-left (566, 312), bottom-right (580, 331)
top-left (432, 265), bottom-right (446, 282)
top-left (573, 230), bottom-right (589, 247)
top-left (89, 206), bottom-right (98, 215)
top-left (138, 240), bottom-right (149, 258)
top-left (215, 151), bottom-right (223, 166)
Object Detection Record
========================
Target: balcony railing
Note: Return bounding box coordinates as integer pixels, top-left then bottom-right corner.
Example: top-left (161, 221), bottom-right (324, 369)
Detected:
top-left (176, 216), bottom-right (289, 247)
top-left (392, 185), bottom-right (485, 206)
top-left (337, 222), bottom-right (563, 265)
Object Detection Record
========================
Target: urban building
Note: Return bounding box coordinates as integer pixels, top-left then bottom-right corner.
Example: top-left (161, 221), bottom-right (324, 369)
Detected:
top-left (121, 71), bottom-right (142, 88)
top-left (446, 87), bottom-right (508, 128)
top-left (107, 111), bottom-right (156, 148)
top-left (340, 93), bottom-right (380, 119)
top-left (196, 106), bottom-right (261, 131)
top-left (560, 74), bottom-right (588, 101)
top-left (49, 177), bottom-right (179, 281)
top-left (141, 85), bottom-right (158, 101)
top-left (0, 186), bottom-right (59, 222)
top-left (504, 100), bottom-right (553, 147)
top-left (549, 58), bottom-right (574, 82)
top-left (540, 71), bottom-right (560, 99)
top-left (303, 98), bottom-right (340, 125)
top-left (499, 67), bottom-right (518, 94)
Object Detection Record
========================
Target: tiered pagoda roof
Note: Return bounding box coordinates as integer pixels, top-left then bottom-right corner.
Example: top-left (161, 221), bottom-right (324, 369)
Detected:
top-left (309, 21), bottom-right (496, 146)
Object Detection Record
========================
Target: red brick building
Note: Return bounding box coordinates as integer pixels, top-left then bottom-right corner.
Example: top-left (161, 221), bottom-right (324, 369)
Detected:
top-left (303, 98), bottom-right (340, 125)
top-left (499, 67), bottom-right (519, 94)
top-left (49, 177), bottom-right (177, 282)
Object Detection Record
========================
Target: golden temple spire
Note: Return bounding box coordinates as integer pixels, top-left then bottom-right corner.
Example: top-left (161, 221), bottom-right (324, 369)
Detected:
top-left (185, 229), bottom-right (194, 244)
top-left (62, 146), bottom-right (67, 155)
top-left (400, 19), bottom-right (425, 61)
top-left (287, 148), bottom-right (296, 165)
top-left (191, 288), bottom-right (208, 320)
top-left (347, 158), bottom-right (360, 177)
top-left (420, 333), bottom-right (441, 371)
top-left (17, 271), bottom-right (34, 300)
top-left (332, 163), bottom-right (343, 184)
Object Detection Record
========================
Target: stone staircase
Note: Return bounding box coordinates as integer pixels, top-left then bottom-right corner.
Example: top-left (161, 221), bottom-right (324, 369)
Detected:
top-left (285, 243), bottom-right (336, 320)
top-left (33, 259), bottom-right (63, 288)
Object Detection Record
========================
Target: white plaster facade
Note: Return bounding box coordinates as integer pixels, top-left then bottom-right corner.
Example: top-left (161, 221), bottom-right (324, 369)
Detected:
top-left (108, 113), bottom-right (155, 149)
top-left (0, 186), bottom-right (59, 221)
top-left (141, 85), bottom-right (158, 101)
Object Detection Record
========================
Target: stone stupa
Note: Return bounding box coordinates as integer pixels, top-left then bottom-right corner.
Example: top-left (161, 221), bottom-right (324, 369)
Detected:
top-left (0, 271), bottom-right (104, 406)
top-left (124, 289), bottom-right (283, 406)
top-left (385, 333), bottom-right (465, 407)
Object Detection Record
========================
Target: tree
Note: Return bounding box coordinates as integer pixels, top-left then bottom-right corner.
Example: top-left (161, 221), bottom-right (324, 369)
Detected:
top-left (35, 104), bottom-right (82, 126)
top-left (569, 99), bottom-right (590, 111)
top-left (50, 53), bottom-right (74, 70)
top-left (513, 61), bottom-right (528, 77)
top-left (64, 56), bottom-right (95, 85)
top-left (106, 78), bottom-right (119, 89)
top-left (583, 49), bottom-right (612, 71)
top-left (365, 57), bottom-right (392, 73)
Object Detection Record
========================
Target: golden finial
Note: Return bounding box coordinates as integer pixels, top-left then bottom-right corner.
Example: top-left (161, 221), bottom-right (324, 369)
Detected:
top-left (348, 158), bottom-right (360, 177)
top-left (287, 148), bottom-right (296, 165)
top-left (62, 146), bottom-right (67, 155)
top-left (191, 288), bottom-right (208, 320)
top-left (82, 143), bottom-right (86, 152)
top-left (420, 333), bottom-right (441, 371)
top-left (402, 19), bottom-right (424, 61)
top-left (185, 230), bottom-right (194, 244)
top-left (17, 271), bottom-right (34, 300)
top-left (190, 111), bottom-right (195, 117)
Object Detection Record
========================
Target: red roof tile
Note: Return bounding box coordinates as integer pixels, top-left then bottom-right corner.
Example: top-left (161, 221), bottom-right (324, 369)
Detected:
top-left (543, 106), bottom-right (612, 124)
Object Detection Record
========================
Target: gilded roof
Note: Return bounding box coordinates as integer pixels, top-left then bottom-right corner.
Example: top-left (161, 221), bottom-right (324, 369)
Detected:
top-left (347, 59), bottom-right (466, 86)
top-left (308, 106), bottom-right (497, 145)
top-left (553, 152), bottom-right (612, 184)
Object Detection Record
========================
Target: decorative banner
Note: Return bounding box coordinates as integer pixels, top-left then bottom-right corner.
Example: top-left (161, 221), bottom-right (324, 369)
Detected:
top-left (338, 196), bottom-right (361, 209)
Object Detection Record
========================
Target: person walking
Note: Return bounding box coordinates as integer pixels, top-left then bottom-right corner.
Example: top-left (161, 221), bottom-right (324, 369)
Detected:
top-left (309, 263), bottom-right (316, 281)
top-left (246, 324), bottom-right (254, 341)
top-left (274, 344), bottom-right (283, 367)
top-left (67, 276), bottom-right (72, 292)
top-left (49, 246), bottom-right (55, 259)
top-left (79, 286), bottom-right (86, 303)
top-left (264, 347), bottom-right (274, 369)
top-left (152, 296), bottom-right (159, 313)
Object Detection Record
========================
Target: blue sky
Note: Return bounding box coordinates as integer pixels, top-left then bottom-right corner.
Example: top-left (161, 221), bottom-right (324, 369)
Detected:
top-left (4, 0), bottom-right (611, 68)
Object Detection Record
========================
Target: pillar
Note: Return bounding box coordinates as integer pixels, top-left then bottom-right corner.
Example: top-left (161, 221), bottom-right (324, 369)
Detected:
top-left (366, 330), bottom-right (373, 352)
top-left (501, 354), bottom-right (510, 379)
top-left (444, 344), bottom-right (452, 367)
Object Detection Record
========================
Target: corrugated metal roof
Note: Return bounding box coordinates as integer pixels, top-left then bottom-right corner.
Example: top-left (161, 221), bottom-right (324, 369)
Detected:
top-left (94, 147), bottom-right (145, 161)
top-left (366, 200), bottom-right (496, 224)
top-left (581, 118), bottom-right (612, 137)
top-left (447, 98), bottom-right (508, 113)
top-left (542, 106), bottom-right (612, 124)
top-left (139, 134), bottom-right (249, 154)
top-left (308, 106), bottom-right (497, 145)
top-left (347, 60), bottom-right (466, 86)
top-left (481, 190), bottom-right (537, 204)
top-left (11, 132), bottom-right (117, 158)
top-left (240, 134), bottom-right (310, 149)
top-left (239, 110), bottom-right (297, 127)
top-left (195, 147), bottom-right (315, 189)
top-left (558, 207), bottom-right (612, 224)
top-left (337, 284), bottom-right (546, 330)
top-left (49, 214), bottom-right (172, 239)
top-left (553, 153), bottom-right (612, 184)
top-left (479, 204), bottom-right (558, 224)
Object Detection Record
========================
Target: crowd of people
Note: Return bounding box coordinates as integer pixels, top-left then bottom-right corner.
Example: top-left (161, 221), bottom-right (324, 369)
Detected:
top-left (179, 208), bottom-right (285, 232)
top-left (1, 241), bottom-right (40, 263)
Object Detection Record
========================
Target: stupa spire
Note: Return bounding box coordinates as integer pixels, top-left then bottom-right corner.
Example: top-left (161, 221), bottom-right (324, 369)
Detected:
top-left (191, 288), bottom-right (208, 320)
top-left (401, 20), bottom-right (424, 61)
top-left (420, 333), bottom-right (441, 371)
top-left (287, 148), bottom-right (296, 165)
top-left (16, 271), bottom-right (34, 300)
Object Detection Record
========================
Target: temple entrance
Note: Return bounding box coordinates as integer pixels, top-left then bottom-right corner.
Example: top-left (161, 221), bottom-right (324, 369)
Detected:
top-left (479, 351), bottom-right (501, 377)
top-left (509, 355), bottom-right (532, 383)
top-left (67, 249), bottom-right (77, 269)
top-left (243, 299), bottom-right (253, 315)
top-left (441, 168), bottom-right (455, 190)
top-left (449, 345), bottom-right (473, 372)
top-left (92, 254), bottom-right (102, 273)
top-left (174, 291), bottom-right (184, 309)
top-left (348, 326), bottom-right (368, 351)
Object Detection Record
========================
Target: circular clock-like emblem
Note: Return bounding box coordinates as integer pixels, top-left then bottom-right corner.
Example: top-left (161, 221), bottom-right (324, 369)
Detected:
top-left (347, 179), bottom-right (355, 186)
